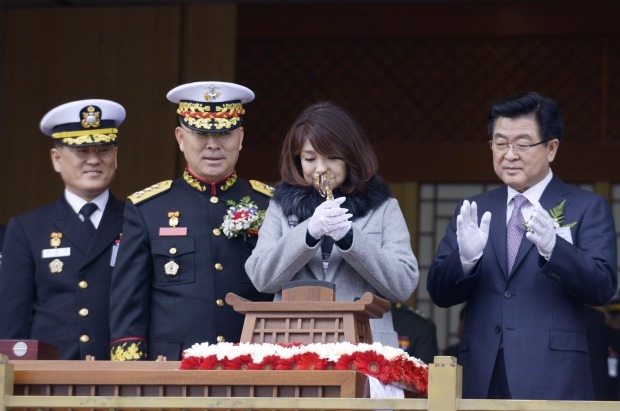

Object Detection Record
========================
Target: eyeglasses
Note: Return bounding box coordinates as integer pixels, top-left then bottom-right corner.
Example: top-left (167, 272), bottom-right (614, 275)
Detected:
top-left (64, 145), bottom-right (116, 158)
top-left (489, 140), bottom-right (549, 153)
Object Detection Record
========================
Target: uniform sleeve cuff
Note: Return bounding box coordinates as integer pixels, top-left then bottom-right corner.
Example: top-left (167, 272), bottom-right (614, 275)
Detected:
top-left (335, 229), bottom-right (353, 250)
top-left (110, 338), bottom-right (148, 361)
top-left (306, 230), bottom-right (320, 247)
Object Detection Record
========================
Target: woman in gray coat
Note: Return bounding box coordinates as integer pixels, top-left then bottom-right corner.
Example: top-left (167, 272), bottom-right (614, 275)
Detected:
top-left (245, 101), bottom-right (419, 347)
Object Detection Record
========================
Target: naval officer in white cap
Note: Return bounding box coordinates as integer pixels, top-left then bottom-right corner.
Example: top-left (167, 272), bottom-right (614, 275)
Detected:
top-left (0, 99), bottom-right (127, 360)
top-left (109, 81), bottom-right (274, 361)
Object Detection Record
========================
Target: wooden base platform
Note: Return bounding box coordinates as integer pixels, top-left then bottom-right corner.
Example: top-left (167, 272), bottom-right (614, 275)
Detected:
top-left (6, 360), bottom-right (370, 410)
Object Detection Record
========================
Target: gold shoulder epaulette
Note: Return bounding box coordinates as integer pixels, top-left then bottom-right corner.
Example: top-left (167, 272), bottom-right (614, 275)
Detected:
top-left (128, 180), bottom-right (173, 204)
top-left (250, 180), bottom-right (274, 197)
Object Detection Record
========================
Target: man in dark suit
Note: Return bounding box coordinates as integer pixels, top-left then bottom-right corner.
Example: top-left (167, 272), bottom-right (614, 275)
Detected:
top-left (109, 81), bottom-right (273, 361)
top-left (441, 305), bottom-right (465, 361)
top-left (427, 91), bottom-right (617, 400)
top-left (0, 99), bottom-right (126, 360)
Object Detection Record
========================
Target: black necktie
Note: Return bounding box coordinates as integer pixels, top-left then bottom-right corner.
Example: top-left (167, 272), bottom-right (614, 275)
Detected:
top-left (79, 203), bottom-right (98, 236)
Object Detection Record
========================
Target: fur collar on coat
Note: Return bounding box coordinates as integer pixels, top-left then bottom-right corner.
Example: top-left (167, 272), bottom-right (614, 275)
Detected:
top-left (272, 175), bottom-right (392, 222)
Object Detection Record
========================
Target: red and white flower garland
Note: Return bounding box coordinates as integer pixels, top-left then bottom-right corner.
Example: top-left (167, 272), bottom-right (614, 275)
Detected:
top-left (180, 341), bottom-right (428, 396)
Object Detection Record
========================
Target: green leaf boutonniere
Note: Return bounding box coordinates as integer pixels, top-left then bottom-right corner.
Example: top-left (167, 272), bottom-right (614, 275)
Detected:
top-left (524, 199), bottom-right (578, 232)
top-left (220, 196), bottom-right (266, 240)
top-left (548, 199), bottom-right (578, 229)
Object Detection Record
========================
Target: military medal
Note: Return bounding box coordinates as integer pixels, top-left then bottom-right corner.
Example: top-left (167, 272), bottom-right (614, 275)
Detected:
top-left (43, 232), bottom-right (70, 260)
top-left (164, 260), bottom-right (179, 276)
top-left (49, 258), bottom-right (64, 273)
top-left (159, 211), bottom-right (188, 236)
top-left (168, 211), bottom-right (179, 227)
top-left (50, 232), bottom-right (62, 248)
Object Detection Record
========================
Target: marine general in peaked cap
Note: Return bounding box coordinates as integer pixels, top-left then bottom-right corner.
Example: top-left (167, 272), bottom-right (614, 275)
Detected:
top-left (109, 82), bottom-right (274, 361)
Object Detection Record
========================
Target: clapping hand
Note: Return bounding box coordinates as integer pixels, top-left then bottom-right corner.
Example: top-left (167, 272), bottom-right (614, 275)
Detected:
top-left (525, 201), bottom-right (556, 258)
top-left (456, 200), bottom-right (492, 264)
top-left (308, 197), bottom-right (352, 240)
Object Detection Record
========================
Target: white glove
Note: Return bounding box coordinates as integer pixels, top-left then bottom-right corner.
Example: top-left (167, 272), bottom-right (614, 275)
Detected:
top-left (525, 201), bottom-right (556, 258)
top-left (326, 219), bottom-right (352, 241)
top-left (307, 197), bottom-right (351, 240)
top-left (456, 200), bottom-right (492, 264)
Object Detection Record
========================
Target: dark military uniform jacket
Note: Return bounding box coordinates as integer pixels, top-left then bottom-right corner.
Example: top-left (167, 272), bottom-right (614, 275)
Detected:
top-left (391, 302), bottom-right (439, 364)
top-left (109, 170), bottom-right (273, 361)
top-left (0, 193), bottom-right (124, 360)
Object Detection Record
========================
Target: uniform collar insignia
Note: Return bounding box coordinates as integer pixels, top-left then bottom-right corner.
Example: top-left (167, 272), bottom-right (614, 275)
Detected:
top-left (182, 167), bottom-right (237, 195)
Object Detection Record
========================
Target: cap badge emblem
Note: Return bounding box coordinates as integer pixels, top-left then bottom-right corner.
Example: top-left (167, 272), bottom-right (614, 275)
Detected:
top-left (81, 106), bottom-right (101, 128)
top-left (204, 85), bottom-right (222, 102)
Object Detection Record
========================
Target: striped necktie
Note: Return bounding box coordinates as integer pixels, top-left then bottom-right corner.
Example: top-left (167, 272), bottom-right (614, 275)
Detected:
top-left (507, 195), bottom-right (527, 273)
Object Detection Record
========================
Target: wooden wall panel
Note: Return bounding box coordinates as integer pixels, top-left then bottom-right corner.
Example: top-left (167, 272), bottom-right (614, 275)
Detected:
top-left (234, 1), bottom-right (620, 184)
top-left (180, 4), bottom-right (238, 82)
top-left (0, 6), bottom-right (183, 223)
top-left (1, 1), bottom-right (619, 223)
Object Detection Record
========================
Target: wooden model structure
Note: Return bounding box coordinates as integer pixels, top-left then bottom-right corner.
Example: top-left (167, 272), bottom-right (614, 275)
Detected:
top-left (0, 281), bottom-right (401, 409)
top-left (226, 280), bottom-right (391, 344)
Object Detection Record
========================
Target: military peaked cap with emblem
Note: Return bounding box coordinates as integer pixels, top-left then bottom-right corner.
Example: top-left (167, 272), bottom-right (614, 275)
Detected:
top-left (40, 99), bottom-right (126, 146)
top-left (166, 81), bottom-right (254, 133)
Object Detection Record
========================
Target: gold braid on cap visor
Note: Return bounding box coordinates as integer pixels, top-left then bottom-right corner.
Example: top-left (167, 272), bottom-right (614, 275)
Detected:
top-left (177, 101), bottom-right (245, 130)
top-left (52, 128), bottom-right (118, 145)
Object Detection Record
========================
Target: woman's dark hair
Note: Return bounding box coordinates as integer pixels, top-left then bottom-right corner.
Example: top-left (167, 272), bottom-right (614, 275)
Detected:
top-left (487, 91), bottom-right (564, 142)
top-left (279, 101), bottom-right (378, 194)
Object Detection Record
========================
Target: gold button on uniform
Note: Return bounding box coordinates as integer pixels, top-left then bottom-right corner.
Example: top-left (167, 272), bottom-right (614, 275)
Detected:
top-left (80, 335), bottom-right (90, 343)
top-left (213, 228), bottom-right (221, 236)
top-left (216, 298), bottom-right (224, 307)
top-left (215, 263), bottom-right (223, 271)
top-left (79, 308), bottom-right (89, 316)
top-left (210, 196), bottom-right (218, 204)
top-left (78, 281), bottom-right (88, 289)
top-left (216, 335), bottom-right (225, 343)
top-left (169, 247), bottom-right (177, 255)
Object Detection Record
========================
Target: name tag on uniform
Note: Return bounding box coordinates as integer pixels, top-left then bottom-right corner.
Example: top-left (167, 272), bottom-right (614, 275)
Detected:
top-left (554, 227), bottom-right (573, 244)
top-left (42, 247), bottom-right (71, 259)
top-left (110, 243), bottom-right (119, 267)
top-left (159, 227), bottom-right (188, 236)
